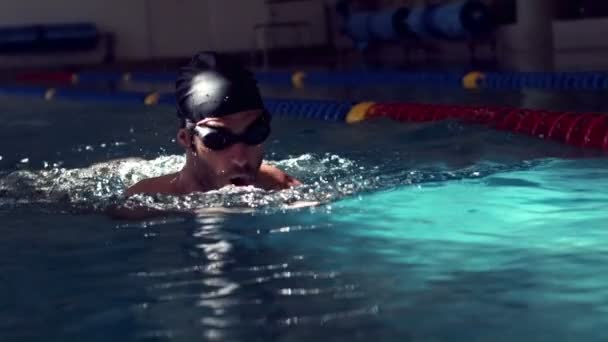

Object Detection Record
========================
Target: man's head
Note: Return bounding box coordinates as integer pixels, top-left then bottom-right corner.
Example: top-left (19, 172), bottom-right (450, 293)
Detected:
top-left (175, 52), bottom-right (270, 189)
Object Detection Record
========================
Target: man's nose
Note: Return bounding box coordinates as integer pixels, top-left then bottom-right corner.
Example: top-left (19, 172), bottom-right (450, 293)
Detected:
top-left (228, 143), bottom-right (248, 166)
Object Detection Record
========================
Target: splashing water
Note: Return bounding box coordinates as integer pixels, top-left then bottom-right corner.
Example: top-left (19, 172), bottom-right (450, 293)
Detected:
top-left (0, 152), bottom-right (546, 215)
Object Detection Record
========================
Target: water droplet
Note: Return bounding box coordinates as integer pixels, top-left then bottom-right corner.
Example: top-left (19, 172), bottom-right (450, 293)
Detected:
top-left (0, 155), bottom-right (2, 161)
top-left (20, 158), bottom-right (29, 163)
top-left (129, 128), bottom-right (135, 134)
top-left (100, 143), bottom-right (107, 148)
top-left (43, 161), bottom-right (49, 168)
top-left (85, 145), bottom-right (93, 151)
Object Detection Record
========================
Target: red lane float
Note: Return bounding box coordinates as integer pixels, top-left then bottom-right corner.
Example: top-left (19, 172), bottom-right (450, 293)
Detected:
top-left (366, 103), bottom-right (608, 150)
top-left (14, 71), bottom-right (74, 84)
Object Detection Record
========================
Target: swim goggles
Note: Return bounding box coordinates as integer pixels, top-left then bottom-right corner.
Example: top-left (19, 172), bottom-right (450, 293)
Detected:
top-left (189, 114), bottom-right (271, 151)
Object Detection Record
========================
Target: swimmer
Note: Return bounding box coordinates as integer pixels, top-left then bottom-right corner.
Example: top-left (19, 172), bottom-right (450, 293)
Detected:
top-left (108, 52), bottom-right (309, 220)
top-left (126, 51), bottom-right (300, 196)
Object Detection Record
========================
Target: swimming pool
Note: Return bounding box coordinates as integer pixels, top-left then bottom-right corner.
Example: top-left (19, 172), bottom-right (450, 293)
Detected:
top-left (1, 84), bottom-right (608, 341)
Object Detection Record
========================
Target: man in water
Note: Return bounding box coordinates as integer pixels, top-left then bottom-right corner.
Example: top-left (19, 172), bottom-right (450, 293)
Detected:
top-left (126, 52), bottom-right (300, 196)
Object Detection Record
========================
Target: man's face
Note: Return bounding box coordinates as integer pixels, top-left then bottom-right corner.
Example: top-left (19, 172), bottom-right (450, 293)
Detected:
top-left (181, 110), bottom-right (268, 189)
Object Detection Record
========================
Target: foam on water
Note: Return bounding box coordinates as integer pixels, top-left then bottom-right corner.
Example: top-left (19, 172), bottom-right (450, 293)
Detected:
top-left (0, 152), bottom-right (548, 215)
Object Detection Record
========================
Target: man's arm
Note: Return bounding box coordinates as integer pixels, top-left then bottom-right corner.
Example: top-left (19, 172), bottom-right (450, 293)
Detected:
top-left (109, 174), bottom-right (181, 220)
top-left (258, 163), bottom-right (301, 190)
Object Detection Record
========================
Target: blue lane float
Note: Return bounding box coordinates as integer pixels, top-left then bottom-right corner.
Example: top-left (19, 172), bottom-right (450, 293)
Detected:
top-left (129, 72), bottom-right (175, 83)
top-left (0, 26), bottom-right (39, 53)
top-left (75, 71), bottom-right (124, 83)
top-left (73, 71), bottom-right (176, 84)
top-left (409, 0), bottom-right (492, 40)
top-left (42, 23), bottom-right (99, 51)
top-left (0, 23), bottom-right (100, 53)
top-left (302, 70), bottom-right (464, 87)
top-left (0, 85), bottom-right (48, 97)
top-left (52, 88), bottom-right (145, 104)
top-left (342, 7), bottom-right (413, 48)
top-left (72, 70), bottom-right (467, 88)
top-left (0, 85), bottom-right (352, 122)
top-left (254, 71), bottom-right (294, 87)
top-left (478, 72), bottom-right (608, 90)
top-left (263, 98), bottom-right (352, 122)
top-left (370, 8), bottom-right (412, 41)
top-left (340, 0), bottom-right (493, 46)
top-left (343, 11), bottom-right (373, 47)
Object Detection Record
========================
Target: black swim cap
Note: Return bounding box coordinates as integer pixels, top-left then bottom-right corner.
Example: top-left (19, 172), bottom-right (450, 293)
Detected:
top-left (176, 51), bottom-right (265, 123)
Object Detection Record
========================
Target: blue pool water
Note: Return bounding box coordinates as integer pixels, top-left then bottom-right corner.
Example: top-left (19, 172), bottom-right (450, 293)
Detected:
top-left (1, 87), bottom-right (608, 341)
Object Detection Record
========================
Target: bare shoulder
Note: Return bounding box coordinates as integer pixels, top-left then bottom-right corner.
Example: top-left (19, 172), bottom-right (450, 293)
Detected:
top-left (106, 173), bottom-right (180, 220)
top-left (257, 163), bottom-right (301, 190)
top-left (125, 173), bottom-right (178, 196)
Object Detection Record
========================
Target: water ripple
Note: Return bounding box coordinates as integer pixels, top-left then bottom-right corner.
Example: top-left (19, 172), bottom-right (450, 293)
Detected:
top-left (0, 153), bottom-right (547, 216)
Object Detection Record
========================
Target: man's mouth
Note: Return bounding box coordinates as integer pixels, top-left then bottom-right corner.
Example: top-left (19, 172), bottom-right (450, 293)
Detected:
top-left (229, 175), bottom-right (252, 187)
